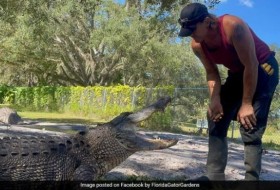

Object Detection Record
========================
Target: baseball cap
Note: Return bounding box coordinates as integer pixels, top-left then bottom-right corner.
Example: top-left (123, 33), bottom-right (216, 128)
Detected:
top-left (178, 3), bottom-right (209, 37)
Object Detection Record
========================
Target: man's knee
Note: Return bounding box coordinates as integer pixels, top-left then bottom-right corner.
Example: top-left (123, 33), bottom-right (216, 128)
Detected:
top-left (240, 126), bottom-right (266, 145)
top-left (208, 122), bottom-right (228, 137)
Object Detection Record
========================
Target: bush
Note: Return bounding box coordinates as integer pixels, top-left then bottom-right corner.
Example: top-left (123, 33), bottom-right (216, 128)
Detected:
top-left (0, 85), bottom-right (15, 104)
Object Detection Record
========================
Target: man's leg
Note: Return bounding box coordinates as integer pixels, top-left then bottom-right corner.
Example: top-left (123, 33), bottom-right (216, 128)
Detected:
top-left (194, 110), bottom-right (235, 181)
top-left (206, 134), bottom-right (228, 180)
top-left (240, 97), bottom-right (270, 180)
top-left (243, 144), bottom-right (263, 180)
top-left (240, 91), bottom-right (277, 180)
top-left (206, 111), bottom-right (236, 180)
top-left (205, 72), bottom-right (243, 181)
top-left (240, 55), bottom-right (279, 180)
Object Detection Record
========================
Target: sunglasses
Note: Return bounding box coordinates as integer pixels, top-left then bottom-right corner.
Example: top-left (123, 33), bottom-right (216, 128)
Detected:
top-left (178, 14), bottom-right (207, 29)
top-left (178, 18), bottom-right (197, 32)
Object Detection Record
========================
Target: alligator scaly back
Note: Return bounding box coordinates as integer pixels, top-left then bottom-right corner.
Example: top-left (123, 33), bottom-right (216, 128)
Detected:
top-left (0, 96), bottom-right (177, 181)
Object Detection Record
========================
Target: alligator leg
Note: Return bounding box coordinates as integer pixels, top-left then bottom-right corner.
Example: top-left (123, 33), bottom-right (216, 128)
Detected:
top-left (73, 165), bottom-right (97, 180)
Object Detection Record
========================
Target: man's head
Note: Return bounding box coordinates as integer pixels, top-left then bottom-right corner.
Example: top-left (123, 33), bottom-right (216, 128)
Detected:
top-left (178, 3), bottom-right (209, 37)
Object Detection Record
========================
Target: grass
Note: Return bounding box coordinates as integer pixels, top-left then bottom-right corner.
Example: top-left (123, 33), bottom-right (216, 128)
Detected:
top-left (18, 111), bottom-right (108, 125)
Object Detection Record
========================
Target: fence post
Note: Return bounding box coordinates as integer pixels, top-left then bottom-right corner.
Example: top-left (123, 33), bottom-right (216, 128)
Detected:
top-left (102, 89), bottom-right (107, 111)
top-left (131, 88), bottom-right (136, 110)
top-left (231, 121), bottom-right (235, 139)
top-left (171, 88), bottom-right (178, 128)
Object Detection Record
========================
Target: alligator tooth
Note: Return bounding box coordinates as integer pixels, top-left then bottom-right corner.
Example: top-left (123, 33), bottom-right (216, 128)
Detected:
top-left (153, 135), bottom-right (161, 140)
top-left (153, 135), bottom-right (159, 139)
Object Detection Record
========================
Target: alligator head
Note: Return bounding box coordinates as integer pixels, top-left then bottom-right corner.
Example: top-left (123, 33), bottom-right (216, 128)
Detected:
top-left (109, 96), bottom-right (178, 152)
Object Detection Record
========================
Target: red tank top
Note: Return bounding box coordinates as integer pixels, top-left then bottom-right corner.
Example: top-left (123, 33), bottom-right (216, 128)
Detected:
top-left (201, 15), bottom-right (273, 73)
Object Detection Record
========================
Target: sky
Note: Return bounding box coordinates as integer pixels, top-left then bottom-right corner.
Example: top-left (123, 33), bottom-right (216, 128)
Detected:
top-left (115, 0), bottom-right (279, 46)
top-left (212, 0), bottom-right (280, 46)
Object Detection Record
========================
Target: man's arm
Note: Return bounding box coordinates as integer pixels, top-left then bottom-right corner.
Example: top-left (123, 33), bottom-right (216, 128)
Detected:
top-left (191, 41), bottom-right (223, 122)
top-left (226, 16), bottom-right (258, 129)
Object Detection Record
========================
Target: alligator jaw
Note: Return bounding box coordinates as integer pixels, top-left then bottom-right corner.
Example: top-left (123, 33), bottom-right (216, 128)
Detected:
top-left (131, 132), bottom-right (178, 151)
top-left (113, 96), bottom-right (177, 151)
top-left (122, 132), bottom-right (178, 152)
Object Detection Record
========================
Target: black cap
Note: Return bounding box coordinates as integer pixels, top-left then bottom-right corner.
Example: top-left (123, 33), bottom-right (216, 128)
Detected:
top-left (178, 3), bottom-right (209, 37)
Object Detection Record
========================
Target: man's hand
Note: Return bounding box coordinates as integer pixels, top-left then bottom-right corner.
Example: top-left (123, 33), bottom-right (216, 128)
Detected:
top-left (237, 103), bottom-right (256, 129)
top-left (208, 98), bottom-right (224, 122)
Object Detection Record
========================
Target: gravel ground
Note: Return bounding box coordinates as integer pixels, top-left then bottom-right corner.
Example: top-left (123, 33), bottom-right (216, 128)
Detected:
top-left (105, 132), bottom-right (280, 181)
top-left (1, 123), bottom-right (280, 181)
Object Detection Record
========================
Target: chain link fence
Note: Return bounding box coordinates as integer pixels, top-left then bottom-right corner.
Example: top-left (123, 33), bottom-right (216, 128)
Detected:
top-left (1, 85), bottom-right (279, 149)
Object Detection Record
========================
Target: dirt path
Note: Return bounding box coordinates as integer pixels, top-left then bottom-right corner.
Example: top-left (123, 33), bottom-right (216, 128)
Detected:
top-left (105, 132), bottom-right (280, 181)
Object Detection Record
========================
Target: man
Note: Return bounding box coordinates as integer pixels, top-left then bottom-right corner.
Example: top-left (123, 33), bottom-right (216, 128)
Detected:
top-left (178, 3), bottom-right (278, 180)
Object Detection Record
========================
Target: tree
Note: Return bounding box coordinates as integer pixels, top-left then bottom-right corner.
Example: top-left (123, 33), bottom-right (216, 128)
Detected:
top-left (0, 0), bottom-right (220, 87)
top-left (0, 0), bottom-right (60, 86)
top-left (54, 0), bottom-right (213, 86)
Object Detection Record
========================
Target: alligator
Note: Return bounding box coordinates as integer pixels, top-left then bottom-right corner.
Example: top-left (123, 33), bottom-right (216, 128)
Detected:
top-left (0, 107), bottom-right (22, 125)
top-left (0, 96), bottom-right (178, 181)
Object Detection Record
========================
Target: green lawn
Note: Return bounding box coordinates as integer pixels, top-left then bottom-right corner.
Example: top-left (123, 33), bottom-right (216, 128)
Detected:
top-left (18, 111), bottom-right (108, 125)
